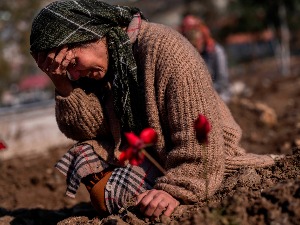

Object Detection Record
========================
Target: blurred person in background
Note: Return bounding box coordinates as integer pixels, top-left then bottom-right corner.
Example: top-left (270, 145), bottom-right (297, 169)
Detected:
top-left (181, 15), bottom-right (231, 103)
top-left (30, 0), bottom-right (276, 219)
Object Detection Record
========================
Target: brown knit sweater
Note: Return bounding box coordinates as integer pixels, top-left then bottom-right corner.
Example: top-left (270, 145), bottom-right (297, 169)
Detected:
top-left (55, 21), bottom-right (274, 204)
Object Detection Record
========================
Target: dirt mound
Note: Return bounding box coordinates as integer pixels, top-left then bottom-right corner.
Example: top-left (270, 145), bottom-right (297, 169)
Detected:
top-left (56, 148), bottom-right (300, 225)
top-left (0, 59), bottom-right (300, 225)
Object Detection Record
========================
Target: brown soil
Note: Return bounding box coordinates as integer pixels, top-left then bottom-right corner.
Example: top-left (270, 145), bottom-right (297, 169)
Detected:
top-left (1, 57), bottom-right (300, 225)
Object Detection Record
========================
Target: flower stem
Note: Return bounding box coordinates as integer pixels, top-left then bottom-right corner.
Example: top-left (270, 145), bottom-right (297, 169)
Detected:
top-left (140, 148), bottom-right (167, 175)
top-left (203, 144), bottom-right (209, 205)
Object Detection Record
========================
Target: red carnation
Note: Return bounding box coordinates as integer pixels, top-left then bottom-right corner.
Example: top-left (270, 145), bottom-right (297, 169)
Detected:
top-left (120, 128), bottom-right (158, 166)
top-left (119, 147), bottom-right (145, 166)
top-left (120, 128), bottom-right (166, 174)
top-left (140, 128), bottom-right (157, 144)
top-left (194, 114), bottom-right (211, 144)
top-left (124, 132), bottom-right (142, 148)
top-left (0, 140), bottom-right (7, 151)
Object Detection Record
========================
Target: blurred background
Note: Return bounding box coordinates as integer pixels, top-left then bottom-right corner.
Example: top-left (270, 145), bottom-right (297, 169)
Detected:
top-left (0, 0), bottom-right (300, 159)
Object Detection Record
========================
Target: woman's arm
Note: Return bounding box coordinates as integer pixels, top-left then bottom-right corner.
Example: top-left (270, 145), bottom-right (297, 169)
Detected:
top-left (32, 47), bottom-right (110, 141)
top-left (145, 26), bottom-right (227, 203)
top-left (31, 46), bottom-right (74, 97)
top-left (155, 66), bottom-right (225, 203)
top-left (55, 88), bottom-right (110, 141)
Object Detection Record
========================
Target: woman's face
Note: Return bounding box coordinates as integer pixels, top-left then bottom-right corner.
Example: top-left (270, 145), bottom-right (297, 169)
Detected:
top-left (185, 29), bottom-right (204, 53)
top-left (67, 38), bottom-right (109, 81)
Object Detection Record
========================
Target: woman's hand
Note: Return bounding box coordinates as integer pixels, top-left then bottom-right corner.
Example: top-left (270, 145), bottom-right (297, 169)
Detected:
top-left (136, 189), bottom-right (180, 218)
top-left (31, 46), bottom-right (75, 97)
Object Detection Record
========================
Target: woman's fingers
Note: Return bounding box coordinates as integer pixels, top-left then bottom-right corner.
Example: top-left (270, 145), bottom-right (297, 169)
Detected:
top-left (135, 191), bottom-right (147, 204)
top-left (31, 47), bottom-right (74, 97)
top-left (152, 199), bottom-right (169, 217)
top-left (61, 48), bottom-right (75, 70)
top-left (136, 189), bottom-right (180, 218)
top-left (48, 47), bottom-right (71, 75)
top-left (163, 200), bottom-right (179, 217)
top-left (136, 190), bottom-right (153, 214)
top-left (34, 46), bottom-right (74, 77)
top-left (42, 49), bottom-right (56, 73)
top-left (54, 45), bottom-right (75, 74)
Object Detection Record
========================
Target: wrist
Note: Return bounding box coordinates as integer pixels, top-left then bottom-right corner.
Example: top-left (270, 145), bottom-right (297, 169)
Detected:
top-left (51, 76), bottom-right (73, 97)
top-left (55, 86), bottom-right (73, 97)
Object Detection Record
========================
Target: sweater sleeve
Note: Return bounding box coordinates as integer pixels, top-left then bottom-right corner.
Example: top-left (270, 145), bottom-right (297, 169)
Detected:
top-left (154, 69), bottom-right (225, 203)
top-left (55, 88), bottom-right (110, 141)
top-left (152, 30), bottom-right (225, 203)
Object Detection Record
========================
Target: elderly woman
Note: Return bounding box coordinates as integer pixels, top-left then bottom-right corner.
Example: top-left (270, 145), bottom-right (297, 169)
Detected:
top-left (30, 0), bottom-right (275, 218)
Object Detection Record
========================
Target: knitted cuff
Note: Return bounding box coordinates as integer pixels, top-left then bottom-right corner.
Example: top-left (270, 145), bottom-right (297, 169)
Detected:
top-left (55, 88), bottom-right (110, 140)
top-left (225, 153), bottom-right (275, 174)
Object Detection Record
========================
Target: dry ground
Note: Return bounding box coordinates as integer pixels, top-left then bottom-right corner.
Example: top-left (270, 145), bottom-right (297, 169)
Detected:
top-left (0, 57), bottom-right (299, 225)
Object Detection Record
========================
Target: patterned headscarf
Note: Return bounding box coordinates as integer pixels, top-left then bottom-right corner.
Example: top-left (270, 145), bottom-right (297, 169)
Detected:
top-left (30, 0), bottom-right (147, 133)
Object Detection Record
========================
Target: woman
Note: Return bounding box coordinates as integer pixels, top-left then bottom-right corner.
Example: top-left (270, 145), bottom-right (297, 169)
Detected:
top-left (180, 15), bottom-right (231, 102)
top-left (30, 0), bottom-right (275, 218)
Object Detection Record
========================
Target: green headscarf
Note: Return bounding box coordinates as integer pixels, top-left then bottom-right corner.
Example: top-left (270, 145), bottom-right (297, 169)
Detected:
top-left (30, 0), bottom-right (147, 133)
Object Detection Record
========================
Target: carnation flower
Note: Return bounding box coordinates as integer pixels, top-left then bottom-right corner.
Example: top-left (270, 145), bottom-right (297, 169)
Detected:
top-left (194, 114), bottom-right (211, 144)
top-left (0, 140), bottom-right (7, 151)
top-left (119, 128), bottom-right (166, 174)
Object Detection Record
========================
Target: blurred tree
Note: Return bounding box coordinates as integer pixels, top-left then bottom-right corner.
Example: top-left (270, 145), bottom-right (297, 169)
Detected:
top-left (183, 0), bottom-right (229, 27)
top-left (224, 0), bottom-right (300, 75)
top-left (0, 43), bottom-right (10, 97)
top-left (0, 0), bottom-right (48, 94)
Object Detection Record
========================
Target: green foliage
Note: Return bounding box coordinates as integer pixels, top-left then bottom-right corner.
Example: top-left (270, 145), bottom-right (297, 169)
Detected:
top-left (223, 0), bottom-right (300, 34)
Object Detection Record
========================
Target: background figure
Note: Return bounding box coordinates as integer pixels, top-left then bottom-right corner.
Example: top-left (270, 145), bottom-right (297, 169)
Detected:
top-left (181, 15), bottom-right (231, 102)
